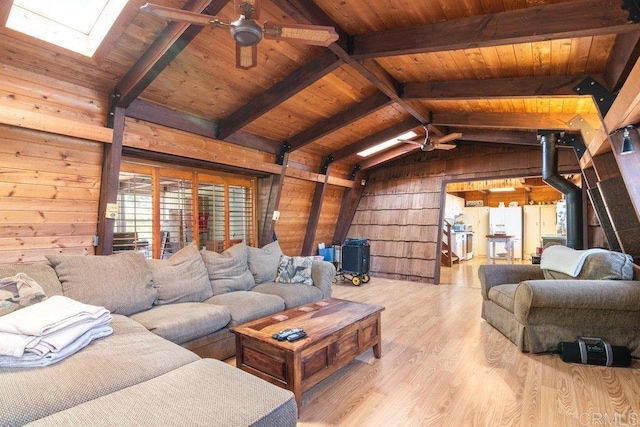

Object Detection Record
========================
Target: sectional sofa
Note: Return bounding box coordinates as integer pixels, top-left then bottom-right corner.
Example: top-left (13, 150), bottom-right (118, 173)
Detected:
top-left (0, 241), bottom-right (336, 426)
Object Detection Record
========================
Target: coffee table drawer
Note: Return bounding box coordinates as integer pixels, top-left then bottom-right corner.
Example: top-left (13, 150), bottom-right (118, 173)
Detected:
top-left (243, 346), bottom-right (287, 382)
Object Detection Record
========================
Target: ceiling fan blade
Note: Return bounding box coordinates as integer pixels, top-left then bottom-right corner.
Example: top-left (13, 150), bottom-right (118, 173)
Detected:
top-left (140, 3), bottom-right (229, 27)
top-left (433, 132), bottom-right (462, 144)
top-left (398, 139), bottom-right (423, 147)
top-left (263, 21), bottom-right (339, 47)
top-left (236, 43), bottom-right (257, 70)
top-left (434, 143), bottom-right (457, 150)
top-left (235, 0), bottom-right (262, 20)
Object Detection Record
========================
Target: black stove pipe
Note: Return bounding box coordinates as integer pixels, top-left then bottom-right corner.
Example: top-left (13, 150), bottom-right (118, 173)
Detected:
top-left (540, 132), bottom-right (583, 249)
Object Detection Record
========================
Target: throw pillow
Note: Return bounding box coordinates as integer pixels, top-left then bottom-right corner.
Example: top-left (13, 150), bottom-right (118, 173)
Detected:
top-left (0, 273), bottom-right (47, 316)
top-left (147, 243), bottom-right (213, 304)
top-left (200, 242), bottom-right (255, 295)
top-left (275, 256), bottom-right (314, 285)
top-left (46, 252), bottom-right (156, 316)
top-left (247, 240), bottom-right (283, 284)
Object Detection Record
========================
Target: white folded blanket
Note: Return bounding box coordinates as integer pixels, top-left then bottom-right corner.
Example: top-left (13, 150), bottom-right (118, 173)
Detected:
top-left (0, 295), bottom-right (112, 358)
top-left (540, 245), bottom-right (607, 277)
top-left (0, 325), bottom-right (113, 368)
top-left (0, 295), bottom-right (110, 336)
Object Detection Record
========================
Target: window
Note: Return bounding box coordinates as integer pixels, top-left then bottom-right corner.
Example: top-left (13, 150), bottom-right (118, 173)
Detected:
top-left (116, 162), bottom-right (257, 258)
top-left (115, 168), bottom-right (153, 257)
top-left (229, 183), bottom-right (254, 246)
top-left (6, 0), bottom-right (128, 57)
top-left (197, 181), bottom-right (226, 252)
top-left (159, 172), bottom-right (194, 258)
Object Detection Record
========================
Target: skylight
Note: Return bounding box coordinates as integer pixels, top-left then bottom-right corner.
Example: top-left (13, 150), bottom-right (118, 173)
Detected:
top-left (6, 0), bottom-right (128, 57)
top-left (357, 131), bottom-right (417, 157)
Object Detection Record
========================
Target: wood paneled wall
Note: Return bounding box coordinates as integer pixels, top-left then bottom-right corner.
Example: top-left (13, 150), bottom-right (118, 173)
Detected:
top-left (0, 63), bottom-right (108, 126)
top-left (0, 124), bottom-right (102, 263)
top-left (0, 64), bottom-right (109, 264)
top-left (275, 177), bottom-right (315, 255)
top-left (348, 145), bottom-right (580, 283)
top-left (314, 184), bottom-right (345, 250)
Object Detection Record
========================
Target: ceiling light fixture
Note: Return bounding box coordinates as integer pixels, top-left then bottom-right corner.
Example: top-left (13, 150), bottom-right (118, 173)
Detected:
top-left (489, 187), bottom-right (516, 193)
top-left (357, 131), bottom-right (417, 157)
top-left (621, 125), bottom-right (636, 155)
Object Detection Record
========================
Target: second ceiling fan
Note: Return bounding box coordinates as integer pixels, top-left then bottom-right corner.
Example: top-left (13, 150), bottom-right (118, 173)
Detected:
top-left (399, 125), bottom-right (462, 152)
top-left (140, 0), bottom-right (339, 70)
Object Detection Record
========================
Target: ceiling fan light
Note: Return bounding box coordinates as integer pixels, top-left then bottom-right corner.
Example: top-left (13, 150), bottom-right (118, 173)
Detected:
top-left (230, 18), bottom-right (262, 46)
top-left (421, 142), bottom-right (435, 151)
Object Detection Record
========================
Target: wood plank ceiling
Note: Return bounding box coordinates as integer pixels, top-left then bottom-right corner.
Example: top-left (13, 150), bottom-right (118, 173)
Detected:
top-left (1, 0), bottom-right (639, 178)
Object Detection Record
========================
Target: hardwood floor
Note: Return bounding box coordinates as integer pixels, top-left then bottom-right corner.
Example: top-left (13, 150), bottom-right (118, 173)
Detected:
top-left (294, 257), bottom-right (640, 426)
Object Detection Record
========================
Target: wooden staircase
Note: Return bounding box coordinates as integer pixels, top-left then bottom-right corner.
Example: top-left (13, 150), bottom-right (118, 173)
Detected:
top-left (441, 220), bottom-right (460, 267)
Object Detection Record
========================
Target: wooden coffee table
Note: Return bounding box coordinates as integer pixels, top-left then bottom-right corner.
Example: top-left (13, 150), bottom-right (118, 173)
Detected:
top-left (230, 298), bottom-right (384, 410)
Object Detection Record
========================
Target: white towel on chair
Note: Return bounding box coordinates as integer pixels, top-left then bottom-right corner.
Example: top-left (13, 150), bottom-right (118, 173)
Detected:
top-left (0, 295), bottom-right (110, 336)
top-left (540, 245), bottom-right (607, 277)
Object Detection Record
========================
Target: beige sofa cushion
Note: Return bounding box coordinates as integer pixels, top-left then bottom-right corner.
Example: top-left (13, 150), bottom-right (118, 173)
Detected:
top-left (205, 291), bottom-right (284, 327)
top-left (247, 240), bottom-right (283, 284)
top-left (252, 282), bottom-right (323, 309)
top-left (147, 243), bottom-right (212, 304)
top-left (0, 315), bottom-right (199, 426)
top-left (200, 243), bottom-right (254, 295)
top-left (46, 252), bottom-right (156, 316)
top-left (26, 359), bottom-right (297, 427)
top-left (129, 302), bottom-right (230, 345)
top-left (487, 284), bottom-right (518, 313)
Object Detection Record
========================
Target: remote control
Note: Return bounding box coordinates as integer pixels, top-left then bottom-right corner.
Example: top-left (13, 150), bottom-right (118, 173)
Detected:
top-left (286, 331), bottom-right (307, 342)
top-left (272, 328), bottom-right (303, 341)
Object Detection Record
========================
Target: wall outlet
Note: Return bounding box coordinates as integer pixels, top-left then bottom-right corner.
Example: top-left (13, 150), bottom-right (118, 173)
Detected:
top-left (105, 203), bottom-right (119, 219)
top-left (272, 210), bottom-right (280, 221)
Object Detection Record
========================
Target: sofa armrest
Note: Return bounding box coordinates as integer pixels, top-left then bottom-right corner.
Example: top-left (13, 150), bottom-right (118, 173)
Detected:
top-left (514, 279), bottom-right (640, 324)
top-left (478, 264), bottom-right (544, 300)
top-left (311, 261), bottom-right (335, 298)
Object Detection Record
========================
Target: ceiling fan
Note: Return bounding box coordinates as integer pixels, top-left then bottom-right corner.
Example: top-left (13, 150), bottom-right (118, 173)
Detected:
top-left (399, 125), bottom-right (462, 151)
top-left (140, 1), bottom-right (339, 70)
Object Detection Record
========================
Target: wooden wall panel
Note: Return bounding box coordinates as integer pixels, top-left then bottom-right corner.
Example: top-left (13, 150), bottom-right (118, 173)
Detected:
top-left (0, 124), bottom-right (102, 263)
top-left (0, 63), bottom-right (108, 126)
top-left (348, 144), bottom-right (580, 283)
top-left (274, 177), bottom-right (315, 255)
top-left (313, 185), bottom-right (345, 251)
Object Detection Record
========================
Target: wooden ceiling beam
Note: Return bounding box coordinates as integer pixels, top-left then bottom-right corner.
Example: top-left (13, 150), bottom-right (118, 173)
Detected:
top-left (217, 50), bottom-right (344, 140)
top-left (0, 1), bottom-right (12, 27)
top-left (112, 0), bottom-right (227, 109)
top-left (352, 0), bottom-right (639, 59)
top-left (432, 112), bottom-right (601, 131)
top-left (126, 99), bottom-right (281, 154)
top-left (270, 0), bottom-right (432, 128)
top-left (402, 75), bottom-right (595, 100)
top-left (331, 118), bottom-right (422, 162)
top-left (287, 92), bottom-right (393, 151)
top-left (604, 31), bottom-right (640, 92)
top-left (451, 128), bottom-right (540, 146)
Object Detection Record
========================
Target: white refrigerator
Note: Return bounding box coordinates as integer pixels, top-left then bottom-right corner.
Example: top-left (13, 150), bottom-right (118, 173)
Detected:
top-left (489, 206), bottom-right (523, 259)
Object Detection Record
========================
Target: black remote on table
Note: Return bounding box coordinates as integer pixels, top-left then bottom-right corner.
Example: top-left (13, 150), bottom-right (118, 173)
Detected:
top-left (272, 328), bottom-right (303, 341)
top-left (286, 331), bottom-right (307, 342)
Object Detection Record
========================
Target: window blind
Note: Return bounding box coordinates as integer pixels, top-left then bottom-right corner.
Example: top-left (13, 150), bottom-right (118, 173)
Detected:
top-left (115, 171), bottom-right (153, 258)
